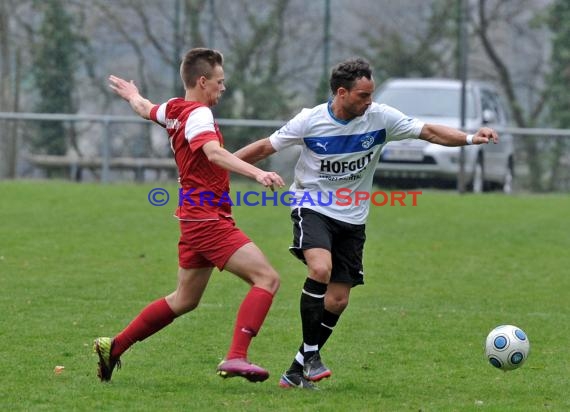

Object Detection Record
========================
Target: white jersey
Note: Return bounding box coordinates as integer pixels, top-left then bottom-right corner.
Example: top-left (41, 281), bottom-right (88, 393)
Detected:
top-left (269, 101), bottom-right (424, 224)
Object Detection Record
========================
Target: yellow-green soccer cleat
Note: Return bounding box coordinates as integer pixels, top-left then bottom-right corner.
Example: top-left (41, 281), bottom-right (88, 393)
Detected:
top-left (93, 337), bottom-right (121, 382)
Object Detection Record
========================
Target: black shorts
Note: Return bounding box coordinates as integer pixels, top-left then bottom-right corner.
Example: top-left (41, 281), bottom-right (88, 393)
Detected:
top-left (289, 207), bottom-right (366, 287)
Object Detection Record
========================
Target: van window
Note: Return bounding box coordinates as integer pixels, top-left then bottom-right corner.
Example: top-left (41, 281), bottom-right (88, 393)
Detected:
top-left (374, 86), bottom-right (477, 119)
top-left (481, 89), bottom-right (504, 123)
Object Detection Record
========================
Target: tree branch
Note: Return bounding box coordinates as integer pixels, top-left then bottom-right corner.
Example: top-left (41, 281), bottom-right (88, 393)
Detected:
top-left (475, 0), bottom-right (526, 127)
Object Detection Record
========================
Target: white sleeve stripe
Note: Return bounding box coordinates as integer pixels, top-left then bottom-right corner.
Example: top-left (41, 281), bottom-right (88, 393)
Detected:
top-left (155, 103), bottom-right (167, 125)
top-left (185, 123), bottom-right (216, 141)
top-left (185, 106), bottom-right (216, 142)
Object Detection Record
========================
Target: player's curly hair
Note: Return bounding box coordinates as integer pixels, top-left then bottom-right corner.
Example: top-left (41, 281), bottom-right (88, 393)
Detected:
top-left (180, 48), bottom-right (224, 89)
top-left (329, 57), bottom-right (372, 95)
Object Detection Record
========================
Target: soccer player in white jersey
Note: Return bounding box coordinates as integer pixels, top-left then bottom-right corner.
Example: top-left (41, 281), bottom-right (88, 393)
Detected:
top-left (234, 57), bottom-right (498, 389)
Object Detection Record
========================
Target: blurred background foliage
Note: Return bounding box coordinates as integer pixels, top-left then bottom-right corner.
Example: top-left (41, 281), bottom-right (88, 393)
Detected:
top-left (1, 0), bottom-right (569, 190)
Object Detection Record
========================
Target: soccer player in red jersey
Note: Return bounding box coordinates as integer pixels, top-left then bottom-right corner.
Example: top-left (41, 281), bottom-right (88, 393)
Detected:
top-left (94, 48), bottom-right (284, 383)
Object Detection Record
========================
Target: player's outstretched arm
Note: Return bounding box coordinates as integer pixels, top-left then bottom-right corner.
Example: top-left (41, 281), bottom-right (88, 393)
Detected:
top-left (419, 124), bottom-right (499, 147)
top-left (234, 137), bottom-right (276, 164)
top-left (202, 140), bottom-right (284, 190)
top-left (108, 75), bottom-right (154, 120)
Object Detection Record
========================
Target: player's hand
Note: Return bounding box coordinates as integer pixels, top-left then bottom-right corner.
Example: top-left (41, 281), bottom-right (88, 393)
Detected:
top-left (256, 171), bottom-right (285, 191)
top-left (473, 127), bottom-right (499, 144)
top-left (109, 75), bottom-right (140, 102)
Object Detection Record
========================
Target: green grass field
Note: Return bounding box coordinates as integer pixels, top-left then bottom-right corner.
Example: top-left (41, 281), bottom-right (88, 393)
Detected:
top-left (1, 180), bottom-right (569, 411)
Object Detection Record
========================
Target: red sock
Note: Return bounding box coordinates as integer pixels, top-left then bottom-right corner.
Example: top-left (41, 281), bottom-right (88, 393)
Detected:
top-left (112, 298), bottom-right (177, 358)
top-left (226, 286), bottom-right (274, 360)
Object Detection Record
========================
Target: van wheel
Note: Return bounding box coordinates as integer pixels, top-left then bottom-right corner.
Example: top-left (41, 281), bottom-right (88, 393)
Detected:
top-left (471, 156), bottom-right (484, 193)
top-left (502, 158), bottom-right (514, 194)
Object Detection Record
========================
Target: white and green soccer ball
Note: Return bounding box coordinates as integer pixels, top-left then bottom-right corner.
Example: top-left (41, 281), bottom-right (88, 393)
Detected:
top-left (485, 325), bottom-right (530, 371)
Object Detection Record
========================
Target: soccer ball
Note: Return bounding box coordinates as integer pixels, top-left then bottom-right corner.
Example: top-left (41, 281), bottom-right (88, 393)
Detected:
top-left (484, 324), bottom-right (530, 371)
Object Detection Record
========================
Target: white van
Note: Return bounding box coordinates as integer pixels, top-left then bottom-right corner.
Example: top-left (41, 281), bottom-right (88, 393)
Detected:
top-left (373, 78), bottom-right (514, 193)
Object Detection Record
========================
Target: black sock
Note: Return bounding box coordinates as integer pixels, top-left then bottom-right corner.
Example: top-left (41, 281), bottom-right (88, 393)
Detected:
top-left (288, 359), bottom-right (303, 374)
top-left (319, 309), bottom-right (340, 348)
top-left (300, 278), bottom-right (328, 356)
top-left (292, 309), bottom-right (341, 371)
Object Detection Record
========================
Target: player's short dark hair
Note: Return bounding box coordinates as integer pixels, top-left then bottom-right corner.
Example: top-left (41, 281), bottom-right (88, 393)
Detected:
top-left (180, 48), bottom-right (224, 89)
top-left (329, 57), bottom-right (372, 95)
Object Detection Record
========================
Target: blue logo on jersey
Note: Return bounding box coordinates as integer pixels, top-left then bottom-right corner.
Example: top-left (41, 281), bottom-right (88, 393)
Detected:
top-left (361, 134), bottom-right (375, 149)
top-left (305, 129), bottom-right (386, 155)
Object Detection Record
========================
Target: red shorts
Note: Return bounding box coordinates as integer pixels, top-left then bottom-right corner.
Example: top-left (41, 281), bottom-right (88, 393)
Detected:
top-left (178, 217), bottom-right (251, 270)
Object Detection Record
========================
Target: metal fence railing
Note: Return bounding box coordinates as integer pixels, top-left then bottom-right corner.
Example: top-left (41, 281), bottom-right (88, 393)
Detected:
top-left (493, 126), bottom-right (570, 192)
top-left (1, 112), bottom-right (569, 192)
top-left (0, 112), bottom-right (285, 183)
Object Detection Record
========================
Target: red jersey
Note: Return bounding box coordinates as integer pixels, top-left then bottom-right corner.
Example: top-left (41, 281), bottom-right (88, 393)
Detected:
top-left (150, 98), bottom-right (232, 221)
